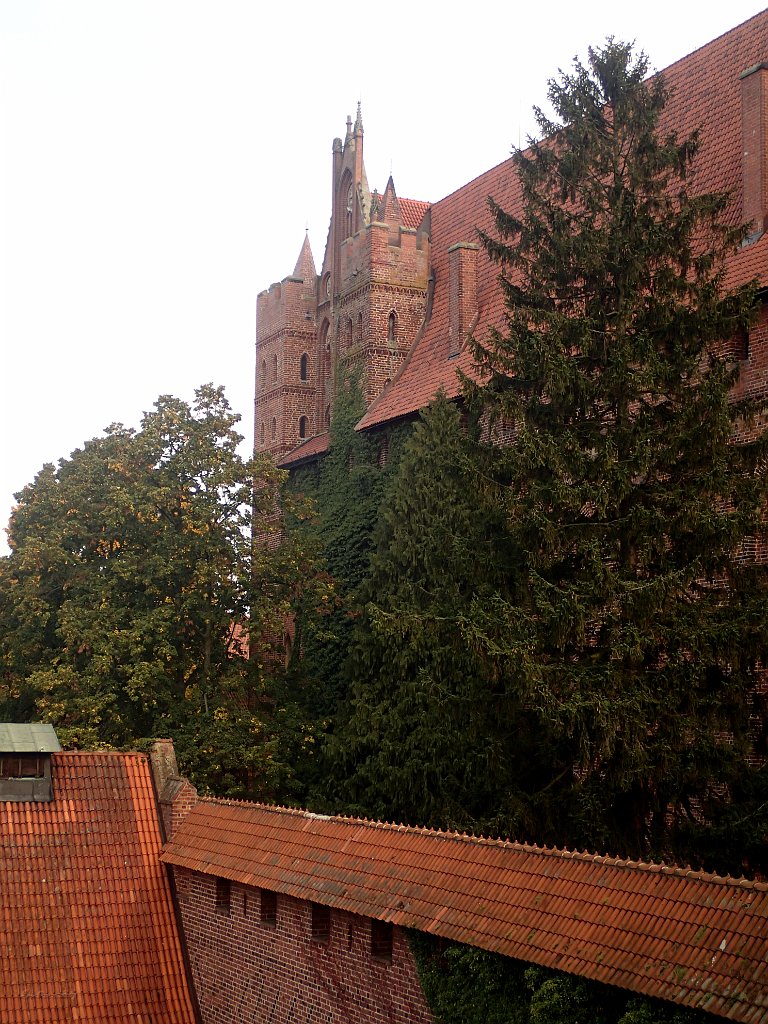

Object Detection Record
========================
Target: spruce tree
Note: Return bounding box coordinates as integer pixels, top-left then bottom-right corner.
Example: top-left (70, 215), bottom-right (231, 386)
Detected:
top-left (327, 396), bottom-right (561, 834)
top-left (468, 41), bottom-right (768, 865)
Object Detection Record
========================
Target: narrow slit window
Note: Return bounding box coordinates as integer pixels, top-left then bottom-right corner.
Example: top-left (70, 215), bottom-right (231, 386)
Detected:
top-left (215, 878), bottom-right (231, 917)
top-left (300, 352), bottom-right (309, 381)
top-left (371, 920), bottom-right (393, 962)
top-left (311, 902), bottom-right (331, 943)
top-left (261, 889), bottom-right (277, 927)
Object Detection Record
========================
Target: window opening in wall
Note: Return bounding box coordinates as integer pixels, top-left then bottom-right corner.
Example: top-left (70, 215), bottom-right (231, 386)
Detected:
top-left (261, 888), bottom-right (277, 927)
top-left (371, 919), bottom-right (393, 962)
top-left (388, 311), bottom-right (397, 344)
top-left (357, 312), bottom-right (363, 343)
top-left (736, 325), bottom-right (750, 361)
top-left (347, 318), bottom-right (354, 346)
top-left (300, 352), bottom-right (309, 381)
top-left (377, 436), bottom-right (389, 467)
top-left (311, 902), bottom-right (331, 943)
top-left (272, 353), bottom-right (278, 380)
top-left (215, 878), bottom-right (231, 916)
top-left (0, 755), bottom-right (44, 778)
top-left (345, 181), bottom-right (354, 238)
top-left (299, 416), bottom-right (308, 439)
top-left (261, 359), bottom-right (267, 387)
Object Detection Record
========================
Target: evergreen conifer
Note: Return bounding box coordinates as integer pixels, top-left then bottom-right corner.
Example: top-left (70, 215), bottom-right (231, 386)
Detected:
top-left (468, 41), bottom-right (768, 864)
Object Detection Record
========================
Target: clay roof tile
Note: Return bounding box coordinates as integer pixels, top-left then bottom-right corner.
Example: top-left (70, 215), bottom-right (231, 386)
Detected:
top-left (164, 800), bottom-right (768, 1024)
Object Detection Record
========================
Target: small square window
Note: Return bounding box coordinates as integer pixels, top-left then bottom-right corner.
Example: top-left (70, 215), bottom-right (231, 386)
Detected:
top-left (215, 878), bottom-right (231, 916)
top-left (311, 902), bottom-right (331, 943)
top-left (371, 920), bottom-right (393, 962)
top-left (261, 888), bottom-right (277, 927)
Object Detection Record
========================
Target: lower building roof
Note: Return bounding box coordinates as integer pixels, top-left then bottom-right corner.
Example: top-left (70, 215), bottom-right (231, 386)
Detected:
top-left (1, 751), bottom-right (197, 1024)
top-left (163, 799), bottom-right (768, 1024)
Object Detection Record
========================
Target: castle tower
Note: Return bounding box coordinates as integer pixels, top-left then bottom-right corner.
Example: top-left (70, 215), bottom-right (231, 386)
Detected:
top-left (255, 107), bottom-right (431, 459)
top-left (317, 104), bottom-right (431, 414)
top-left (254, 234), bottom-right (318, 459)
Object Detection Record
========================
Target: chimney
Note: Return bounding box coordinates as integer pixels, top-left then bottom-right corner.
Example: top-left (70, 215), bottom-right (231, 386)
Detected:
top-left (149, 738), bottom-right (198, 841)
top-left (448, 242), bottom-right (479, 356)
top-left (149, 738), bottom-right (179, 794)
top-left (741, 62), bottom-right (768, 243)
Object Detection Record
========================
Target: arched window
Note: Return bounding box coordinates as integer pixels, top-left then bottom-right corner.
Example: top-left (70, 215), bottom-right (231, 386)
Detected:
top-left (300, 353), bottom-right (309, 381)
top-left (272, 353), bottom-right (278, 380)
top-left (271, 417), bottom-right (277, 440)
top-left (388, 311), bottom-right (397, 343)
top-left (261, 359), bottom-right (267, 388)
top-left (345, 181), bottom-right (354, 237)
top-left (299, 416), bottom-right (308, 439)
top-left (357, 312), bottom-right (363, 343)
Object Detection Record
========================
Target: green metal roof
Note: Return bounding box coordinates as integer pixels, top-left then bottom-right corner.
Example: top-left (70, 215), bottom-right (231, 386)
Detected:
top-left (0, 723), bottom-right (61, 753)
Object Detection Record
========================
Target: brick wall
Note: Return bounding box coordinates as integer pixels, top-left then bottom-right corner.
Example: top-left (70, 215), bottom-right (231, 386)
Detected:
top-left (255, 273), bottom-right (319, 460)
top-left (172, 868), bottom-right (435, 1024)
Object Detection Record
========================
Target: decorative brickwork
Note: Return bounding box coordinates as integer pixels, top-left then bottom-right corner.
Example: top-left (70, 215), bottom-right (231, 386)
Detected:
top-left (254, 105), bottom-right (430, 457)
top-left (172, 867), bottom-right (434, 1024)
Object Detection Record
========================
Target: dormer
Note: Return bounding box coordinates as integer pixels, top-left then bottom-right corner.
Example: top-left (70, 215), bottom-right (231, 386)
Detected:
top-left (0, 723), bottom-right (60, 802)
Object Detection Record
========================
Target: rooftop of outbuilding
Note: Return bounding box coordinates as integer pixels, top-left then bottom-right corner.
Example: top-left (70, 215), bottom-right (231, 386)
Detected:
top-left (1, 751), bottom-right (197, 1024)
top-left (163, 799), bottom-right (768, 1024)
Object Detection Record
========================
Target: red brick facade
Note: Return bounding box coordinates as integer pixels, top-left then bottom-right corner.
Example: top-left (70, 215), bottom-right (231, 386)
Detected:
top-left (172, 867), bottom-right (434, 1024)
top-left (254, 105), bottom-right (430, 458)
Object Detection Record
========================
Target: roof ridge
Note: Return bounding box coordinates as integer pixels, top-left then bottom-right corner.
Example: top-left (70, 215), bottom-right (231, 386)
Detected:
top-left (194, 798), bottom-right (768, 890)
top-left (52, 749), bottom-right (148, 760)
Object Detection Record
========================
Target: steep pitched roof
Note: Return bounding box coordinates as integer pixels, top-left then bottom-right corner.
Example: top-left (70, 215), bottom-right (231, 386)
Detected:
top-left (359, 11), bottom-right (768, 431)
top-left (163, 800), bottom-right (768, 1024)
top-left (1, 752), bottom-right (197, 1024)
top-left (292, 231), bottom-right (317, 281)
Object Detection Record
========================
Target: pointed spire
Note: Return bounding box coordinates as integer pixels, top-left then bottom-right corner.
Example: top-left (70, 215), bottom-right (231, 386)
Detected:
top-left (345, 114), bottom-right (353, 144)
top-left (354, 101), bottom-right (363, 135)
top-left (378, 174), bottom-right (402, 226)
top-left (293, 231), bottom-right (316, 282)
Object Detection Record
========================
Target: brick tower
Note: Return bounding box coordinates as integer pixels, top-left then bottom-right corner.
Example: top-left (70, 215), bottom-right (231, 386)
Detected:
top-left (255, 106), bottom-right (431, 459)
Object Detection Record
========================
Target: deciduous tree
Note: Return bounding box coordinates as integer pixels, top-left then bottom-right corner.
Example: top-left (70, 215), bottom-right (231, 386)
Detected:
top-left (0, 385), bottom-right (323, 796)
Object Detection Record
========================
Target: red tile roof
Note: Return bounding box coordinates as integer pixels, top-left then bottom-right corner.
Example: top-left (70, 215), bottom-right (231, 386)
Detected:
top-left (398, 197), bottom-right (431, 230)
top-left (163, 800), bottom-right (768, 1024)
top-left (277, 430), bottom-right (330, 467)
top-left (359, 11), bottom-right (768, 431)
top-left (1, 752), bottom-right (197, 1024)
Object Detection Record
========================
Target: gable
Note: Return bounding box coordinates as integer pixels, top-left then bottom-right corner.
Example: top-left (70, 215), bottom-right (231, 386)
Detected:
top-left (1, 752), bottom-right (197, 1023)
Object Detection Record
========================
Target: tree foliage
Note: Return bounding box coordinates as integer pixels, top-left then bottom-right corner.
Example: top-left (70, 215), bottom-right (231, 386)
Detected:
top-left (0, 384), bottom-right (323, 796)
top-left (409, 935), bottom-right (712, 1024)
top-left (465, 41), bottom-right (768, 864)
top-left (326, 395), bottom-right (563, 834)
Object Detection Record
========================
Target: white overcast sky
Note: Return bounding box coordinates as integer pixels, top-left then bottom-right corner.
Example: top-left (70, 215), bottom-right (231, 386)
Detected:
top-left (1, 1), bottom-right (765, 552)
